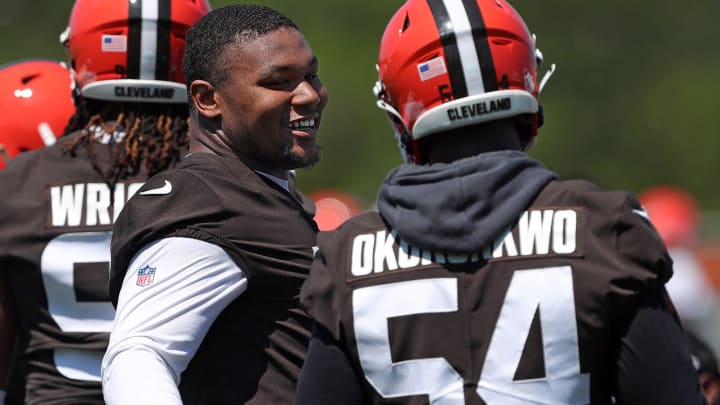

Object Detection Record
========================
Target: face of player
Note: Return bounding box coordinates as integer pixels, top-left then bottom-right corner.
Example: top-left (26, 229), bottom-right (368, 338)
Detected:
top-left (215, 27), bottom-right (328, 177)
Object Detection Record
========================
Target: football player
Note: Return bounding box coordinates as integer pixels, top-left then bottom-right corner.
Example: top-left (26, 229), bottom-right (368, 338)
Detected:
top-left (295, 0), bottom-right (707, 404)
top-left (0, 58), bottom-right (77, 405)
top-left (0, 0), bottom-right (209, 403)
top-left (0, 59), bottom-right (76, 170)
top-left (103, 4), bottom-right (327, 404)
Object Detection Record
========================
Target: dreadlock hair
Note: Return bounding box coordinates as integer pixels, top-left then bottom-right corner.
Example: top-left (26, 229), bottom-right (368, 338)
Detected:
top-left (183, 4), bottom-right (299, 96)
top-left (63, 97), bottom-right (189, 191)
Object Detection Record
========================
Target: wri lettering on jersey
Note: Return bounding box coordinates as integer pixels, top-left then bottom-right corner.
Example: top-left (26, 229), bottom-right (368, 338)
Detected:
top-left (50, 182), bottom-right (144, 227)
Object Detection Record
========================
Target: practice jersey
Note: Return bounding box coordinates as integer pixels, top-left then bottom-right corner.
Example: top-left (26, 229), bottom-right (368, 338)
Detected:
top-left (301, 179), bottom-right (675, 404)
top-left (109, 153), bottom-right (318, 404)
top-left (0, 131), bottom-right (148, 404)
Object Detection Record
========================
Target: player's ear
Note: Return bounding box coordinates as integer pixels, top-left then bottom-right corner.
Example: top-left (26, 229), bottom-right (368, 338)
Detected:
top-left (190, 80), bottom-right (221, 119)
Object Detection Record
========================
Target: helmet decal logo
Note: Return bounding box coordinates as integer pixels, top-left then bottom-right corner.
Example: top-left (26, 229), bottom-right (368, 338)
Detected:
top-left (417, 56), bottom-right (447, 81)
top-left (101, 35), bottom-right (128, 53)
top-left (438, 84), bottom-right (453, 102)
top-left (136, 265), bottom-right (156, 287)
top-left (446, 96), bottom-right (511, 122)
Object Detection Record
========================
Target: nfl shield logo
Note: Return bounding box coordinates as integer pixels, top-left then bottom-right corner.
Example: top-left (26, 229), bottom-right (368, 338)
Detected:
top-left (136, 265), bottom-right (156, 287)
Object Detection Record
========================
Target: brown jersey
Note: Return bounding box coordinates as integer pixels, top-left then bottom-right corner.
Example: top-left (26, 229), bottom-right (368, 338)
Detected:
top-left (301, 179), bottom-right (674, 404)
top-left (0, 132), bottom-right (148, 404)
top-left (110, 153), bottom-right (318, 404)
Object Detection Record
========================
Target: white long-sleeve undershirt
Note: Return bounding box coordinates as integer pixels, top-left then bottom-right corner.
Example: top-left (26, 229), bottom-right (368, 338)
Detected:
top-left (101, 237), bottom-right (247, 405)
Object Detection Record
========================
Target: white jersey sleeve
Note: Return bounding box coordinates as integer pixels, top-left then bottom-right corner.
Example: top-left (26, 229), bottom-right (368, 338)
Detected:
top-left (101, 237), bottom-right (247, 405)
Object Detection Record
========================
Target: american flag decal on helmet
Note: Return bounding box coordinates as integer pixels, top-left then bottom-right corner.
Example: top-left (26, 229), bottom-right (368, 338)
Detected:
top-left (136, 265), bottom-right (156, 287)
top-left (101, 35), bottom-right (128, 52)
top-left (418, 56), bottom-right (448, 81)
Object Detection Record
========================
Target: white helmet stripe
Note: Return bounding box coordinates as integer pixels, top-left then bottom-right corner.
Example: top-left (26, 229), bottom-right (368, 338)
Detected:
top-left (140, 0), bottom-right (159, 80)
top-left (442, 0), bottom-right (485, 95)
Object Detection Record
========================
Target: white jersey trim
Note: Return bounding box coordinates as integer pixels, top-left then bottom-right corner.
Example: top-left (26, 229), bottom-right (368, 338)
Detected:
top-left (256, 170), bottom-right (290, 191)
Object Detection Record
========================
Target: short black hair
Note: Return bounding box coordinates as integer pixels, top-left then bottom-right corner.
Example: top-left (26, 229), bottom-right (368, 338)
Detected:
top-left (182, 4), bottom-right (298, 92)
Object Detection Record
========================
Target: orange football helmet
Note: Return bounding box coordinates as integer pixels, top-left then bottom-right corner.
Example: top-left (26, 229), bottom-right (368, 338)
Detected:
top-left (639, 185), bottom-right (699, 247)
top-left (60, 0), bottom-right (211, 103)
top-left (374, 0), bottom-right (555, 163)
top-left (0, 59), bottom-right (76, 169)
top-left (309, 189), bottom-right (363, 231)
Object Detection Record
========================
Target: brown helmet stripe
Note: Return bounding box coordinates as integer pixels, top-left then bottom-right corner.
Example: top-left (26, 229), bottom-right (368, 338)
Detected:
top-left (154, 0), bottom-right (172, 81)
top-left (426, 0), bottom-right (498, 97)
top-left (460, 0), bottom-right (498, 92)
top-left (126, 0), bottom-right (172, 81)
top-left (126, 0), bottom-right (143, 79)
top-left (427, 0), bottom-right (468, 98)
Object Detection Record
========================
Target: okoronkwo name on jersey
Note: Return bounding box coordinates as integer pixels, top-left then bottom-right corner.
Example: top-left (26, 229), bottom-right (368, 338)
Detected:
top-left (301, 179), bottom-right (673, 404)
top-left (349, 208), bottom-right (580, 278)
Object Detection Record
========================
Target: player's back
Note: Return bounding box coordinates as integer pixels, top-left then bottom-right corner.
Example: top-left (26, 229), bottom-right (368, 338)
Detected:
top-left (301, 179), bottom-right (672, 404)
top-left (0, 131), bottom-right (148, 404)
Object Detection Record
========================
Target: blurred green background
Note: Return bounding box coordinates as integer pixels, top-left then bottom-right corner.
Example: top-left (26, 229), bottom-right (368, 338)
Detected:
top-left (2, 0), bottom-right (720, 363)
top-left (1, 0), bottom-right (719, 214)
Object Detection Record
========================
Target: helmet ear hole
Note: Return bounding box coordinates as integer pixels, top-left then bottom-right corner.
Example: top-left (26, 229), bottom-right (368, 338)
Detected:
top-left (21, 74), bottom-right (40, 85)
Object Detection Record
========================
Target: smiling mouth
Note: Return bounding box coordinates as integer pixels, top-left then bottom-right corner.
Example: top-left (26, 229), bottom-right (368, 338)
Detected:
top-left (287, 118), bottom-right (317, 131)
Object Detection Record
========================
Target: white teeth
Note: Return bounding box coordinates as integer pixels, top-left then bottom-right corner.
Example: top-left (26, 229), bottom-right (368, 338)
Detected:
top-left (288, 118), bottom-right (315, 129)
